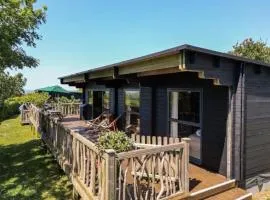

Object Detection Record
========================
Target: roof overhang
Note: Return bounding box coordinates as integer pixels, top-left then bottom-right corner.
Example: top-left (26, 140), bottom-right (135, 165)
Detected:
top-left (59, 44), bottom-right (270, 87)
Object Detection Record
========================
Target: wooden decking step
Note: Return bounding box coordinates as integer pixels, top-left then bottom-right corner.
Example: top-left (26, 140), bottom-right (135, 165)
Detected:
top-left (205, 188), bottom-right (252, 200)
top-left (182, 179), bottom-right (253, 200)
top-left (187, 179), bottom-right (236, 200)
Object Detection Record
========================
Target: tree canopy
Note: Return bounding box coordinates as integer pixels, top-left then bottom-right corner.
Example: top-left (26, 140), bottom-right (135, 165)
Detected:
top-left (0, 0), bottom-right (47, 71)
top-left (0, 72), bottom-right (26, 105)
top-left (230, 38), bottom-right (270, 64)
top-left (0, 0), bottom-right (47, 105)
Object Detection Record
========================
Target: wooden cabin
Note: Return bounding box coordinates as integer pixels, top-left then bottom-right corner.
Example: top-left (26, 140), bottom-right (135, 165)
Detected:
top-left (59, 44), bottom-right (270, 193)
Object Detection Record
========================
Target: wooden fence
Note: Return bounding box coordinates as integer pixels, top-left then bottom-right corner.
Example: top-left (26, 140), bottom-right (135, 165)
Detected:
top-left (27, 104), bottom-right (190, 200)
top-left (117, 139), bottom-right (189, 199)
top-left (36, 108), bottom-right (114, 200)
top-left (21, 109), bottom-right (30, 125)
top-left (51, 103), bottom-right (80, 116)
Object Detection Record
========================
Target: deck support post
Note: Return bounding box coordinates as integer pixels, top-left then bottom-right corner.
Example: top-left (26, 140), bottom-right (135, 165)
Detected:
top-left (182, 137), bottom-right (191, 194)
top-left (104, 149), bottom-right (117, 200)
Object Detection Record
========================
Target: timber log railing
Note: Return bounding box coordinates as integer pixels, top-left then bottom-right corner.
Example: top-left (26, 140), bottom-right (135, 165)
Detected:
top-left (27, 104), bottom-right (190, 200)
top-left (51, 103), bottom-right (80, 116)
top-left (21, 109), bottom-right (30, 125)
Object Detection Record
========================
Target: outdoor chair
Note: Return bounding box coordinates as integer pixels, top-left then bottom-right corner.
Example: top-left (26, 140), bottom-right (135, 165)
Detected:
top-left (86, 112), bottom-right (122, 132)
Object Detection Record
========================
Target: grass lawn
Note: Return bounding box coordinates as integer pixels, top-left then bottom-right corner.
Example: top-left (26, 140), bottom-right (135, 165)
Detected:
top-left (0, 116), bottom-right (72, 200)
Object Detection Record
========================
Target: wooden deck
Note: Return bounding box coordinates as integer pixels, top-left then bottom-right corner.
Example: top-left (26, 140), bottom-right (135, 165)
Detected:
top-left (26, 105), bottom-right (252, 199)
top-left (61, 115), bottom-right (228, 192)
top-left (60, 115), bottom-right (101, 143)
top-left (189, 164), bottom-right (226, 192)
top-left (60, 115), bottom-right (88, 130)
top-left (60, 115), bottom-right (251, 200)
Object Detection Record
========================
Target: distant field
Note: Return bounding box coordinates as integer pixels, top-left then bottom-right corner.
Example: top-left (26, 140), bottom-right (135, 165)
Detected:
top-left (0, 116), bottom-right (72, 200)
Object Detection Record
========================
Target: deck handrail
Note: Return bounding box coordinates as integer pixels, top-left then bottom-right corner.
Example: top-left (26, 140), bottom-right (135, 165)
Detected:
top-left (51, 102), bottom-right (81, 116)
top-left (28, 104), bottom-right (114, 200)
top-left (27, 103), bottom-right (190, 200)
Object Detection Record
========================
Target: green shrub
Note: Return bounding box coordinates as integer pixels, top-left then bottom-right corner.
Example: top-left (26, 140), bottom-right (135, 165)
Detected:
top-left (0, 92), bottom-right (50, 120)
top-left (97, 131), bottom-right (134, 153)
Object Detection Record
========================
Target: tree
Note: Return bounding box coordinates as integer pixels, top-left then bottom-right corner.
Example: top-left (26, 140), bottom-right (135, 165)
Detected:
top-left (230, 38), bottom-right (270, 64)
top-left (0, 0), bottom-right (47, 104)
top-left (0, 72), bottom-right (26, 105)
top-left (0, 0), bottom-right (47, 71)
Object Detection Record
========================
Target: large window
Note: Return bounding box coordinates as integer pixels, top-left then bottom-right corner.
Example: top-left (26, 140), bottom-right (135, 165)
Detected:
top-left (87, 90), bottom-right (110, 118)
top-left (103, 91), bottom-right (110, 112)
top-left (124, 90), bottom-right (140, 134)
top-left (169, 89), bottom-right (202, 162)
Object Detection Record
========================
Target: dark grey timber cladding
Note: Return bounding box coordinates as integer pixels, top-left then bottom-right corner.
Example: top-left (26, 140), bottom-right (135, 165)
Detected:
top-left (202, 85), bottom-right (228, 175)
top-left (245, 65), bottom-right (270, 188)
top-left (140, 87), bottom-right (152, 135)
top-left (141, 72), bottom-right (228, 175)
top-left (155, 87), bottom-right (168, 136)
top-left (109, 88), bottom-right (115, 114)
top-left (185, 51), bottom-right (235, 86)
top-left (230, 64), bottom-right (245, 185)
top-left (117, 88), bottom-right (124, 118)
top-left (82, 86), bottom-right (86, 104)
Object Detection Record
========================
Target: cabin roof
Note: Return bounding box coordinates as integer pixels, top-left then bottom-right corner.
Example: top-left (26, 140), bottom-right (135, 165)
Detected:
top-left (59, 44), bottom-right (270, 80)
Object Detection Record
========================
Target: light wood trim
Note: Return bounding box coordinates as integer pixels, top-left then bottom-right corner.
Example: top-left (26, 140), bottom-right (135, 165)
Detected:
top-left (88, 68), bottom-right (114, 79)
top-left (117, 142), bottom-right (185, 159)
top-left (62, 74), bottom-right (85, 83)
top-left (72, 176), bottom-right (96, 200)
top-left (182, 138), bottom-right (190, 194)
top-left (134, 143), bottom-right (162, 148)
top-left (188, 179), bottom-right (236, 200)
top-left (104, 149), bottom-right (116, 200)
top-left (70, 131), bottom-right (100, 154)
top-left (119, 54), bottom-right (180, 75)
top-left (179, 66), bottom-right (221, 86)
top-left (137, 67), bottom-right (180, 77)
top-left (179, 49), bottom-right (186, 70)
top-left (235, 193), bottom-right (253, 200)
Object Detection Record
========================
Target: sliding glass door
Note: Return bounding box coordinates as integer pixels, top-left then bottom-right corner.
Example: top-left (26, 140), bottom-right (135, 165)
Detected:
top-left (88, 90), bottom-right (110, 118)
top-left (124, 89), bottom-right (140, 134)
top-left (169, 89), bottom-right (202, 162)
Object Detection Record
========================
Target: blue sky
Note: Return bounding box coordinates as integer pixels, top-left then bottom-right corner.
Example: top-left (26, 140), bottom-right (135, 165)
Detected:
top-left (15, 0), bottom-right (270, 90)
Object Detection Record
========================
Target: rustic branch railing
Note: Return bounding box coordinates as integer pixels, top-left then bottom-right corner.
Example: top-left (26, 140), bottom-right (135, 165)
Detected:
top-left (36, 109), bottom-right (114, 200)
top-left (51, 103), bottom-right (80, 116)
top-left (117, 136), bottom-right (190, 199)
top-left (27, 104), bottom-right (190, 200)
top-left (21, 109), bottom-right (30, 124)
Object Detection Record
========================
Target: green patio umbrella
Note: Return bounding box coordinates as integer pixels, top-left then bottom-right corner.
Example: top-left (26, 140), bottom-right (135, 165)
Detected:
top-left (35, 85), bottom-right (70, 94)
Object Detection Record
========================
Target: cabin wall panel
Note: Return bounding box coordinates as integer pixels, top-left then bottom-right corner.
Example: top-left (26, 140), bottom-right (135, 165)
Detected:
top-left (141, 72), bottom-right (228, 175)
top-left (245, 65), bottom-right (270, 188)
top-left (140, 87), bottom-right (152, 135)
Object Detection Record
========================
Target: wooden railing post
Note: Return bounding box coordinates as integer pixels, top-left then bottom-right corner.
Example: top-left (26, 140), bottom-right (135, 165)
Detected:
top-left (182, 137), bottom-right (191, 194)
top-left (104, 149), bottom-right (117, 200)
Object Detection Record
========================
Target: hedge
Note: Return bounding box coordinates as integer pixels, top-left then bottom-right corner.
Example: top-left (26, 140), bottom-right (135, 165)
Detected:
top-left (0, 92), bottom-right (50, 121)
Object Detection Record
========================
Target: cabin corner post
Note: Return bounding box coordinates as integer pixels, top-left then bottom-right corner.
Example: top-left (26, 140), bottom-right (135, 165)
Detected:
top-left (182, 137), bottom-right (191, 193)
top-left (226, 86), bottom-right (233, 179)
top-left (104, 149), bottom-right (117, 200)
top-left (232, 63), bottom-right (247, 187)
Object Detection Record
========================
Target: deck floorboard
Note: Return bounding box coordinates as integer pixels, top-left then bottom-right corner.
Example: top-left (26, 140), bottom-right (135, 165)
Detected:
top-left (189, 164), bottom-right (226, 192)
